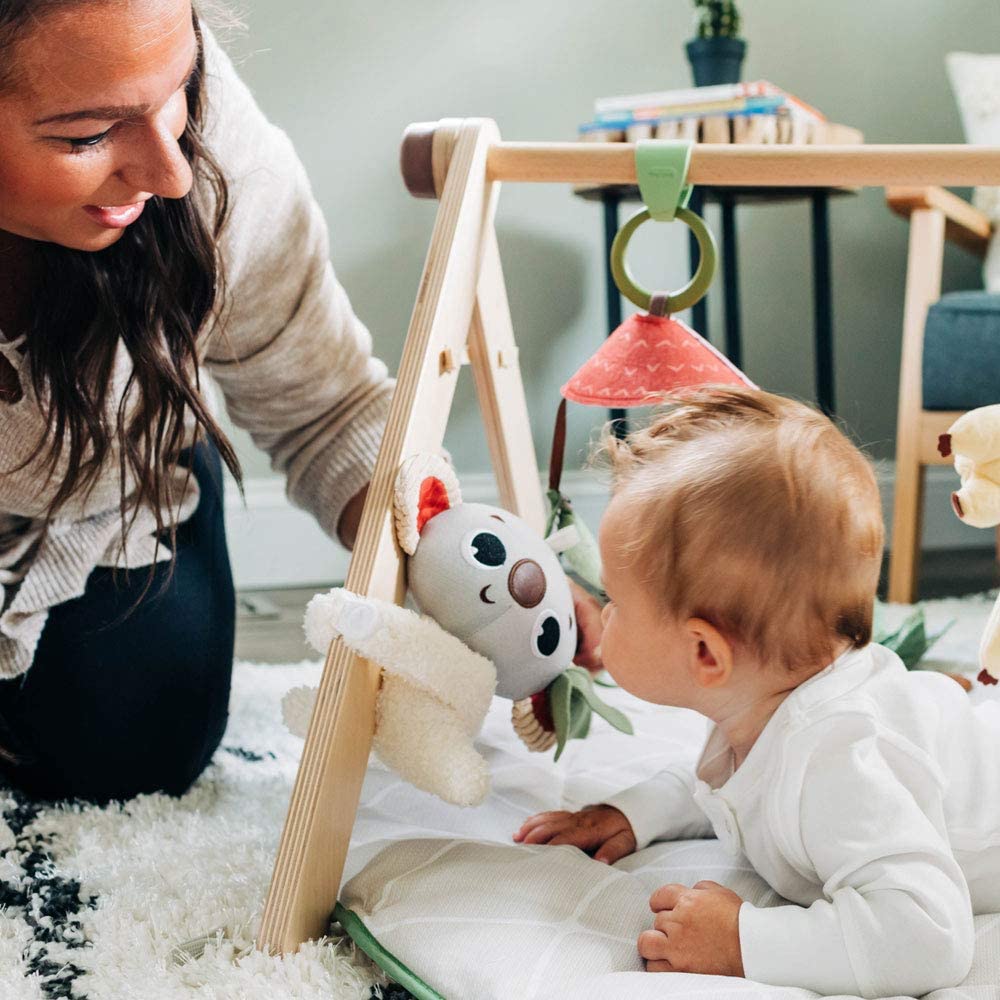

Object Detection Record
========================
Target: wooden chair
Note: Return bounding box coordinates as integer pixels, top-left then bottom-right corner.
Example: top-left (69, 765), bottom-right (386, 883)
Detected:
top-left (886, 186), bottom-right (993, 603)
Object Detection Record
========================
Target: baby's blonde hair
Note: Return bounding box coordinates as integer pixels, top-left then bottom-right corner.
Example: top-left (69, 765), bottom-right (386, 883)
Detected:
top-left (602, 386), bottom-right (884, 671)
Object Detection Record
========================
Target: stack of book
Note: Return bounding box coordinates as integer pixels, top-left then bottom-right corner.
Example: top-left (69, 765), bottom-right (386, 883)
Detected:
top-left (579, 81), bottom-right (859, 145)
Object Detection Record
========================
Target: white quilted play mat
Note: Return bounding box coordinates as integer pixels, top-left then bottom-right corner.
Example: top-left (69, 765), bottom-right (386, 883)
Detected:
top-left (339, 593), bottom-right (1000, 1000)
top-left (0, 593), bottom-right (997, 1000)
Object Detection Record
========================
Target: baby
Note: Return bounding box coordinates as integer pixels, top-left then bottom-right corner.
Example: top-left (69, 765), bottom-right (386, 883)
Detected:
top-left (514, 386), bottom-right (1000, 999)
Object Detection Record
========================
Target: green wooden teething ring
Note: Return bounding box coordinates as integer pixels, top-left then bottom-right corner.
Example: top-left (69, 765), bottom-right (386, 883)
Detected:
top-left (610, 205), bottom-right (718, 313)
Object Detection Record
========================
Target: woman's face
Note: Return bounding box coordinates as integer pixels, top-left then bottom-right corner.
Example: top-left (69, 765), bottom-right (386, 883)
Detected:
top-left (0, 0), bottom-right (197, 252)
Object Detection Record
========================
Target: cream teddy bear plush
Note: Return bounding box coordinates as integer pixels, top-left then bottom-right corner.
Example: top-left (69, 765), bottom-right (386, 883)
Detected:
top-left (939, 404), bottom-right (1000, 685)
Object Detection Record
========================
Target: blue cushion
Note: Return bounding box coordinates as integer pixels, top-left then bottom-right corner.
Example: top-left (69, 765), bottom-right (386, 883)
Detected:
top-left (923, 291), bottom-right (1000, 410)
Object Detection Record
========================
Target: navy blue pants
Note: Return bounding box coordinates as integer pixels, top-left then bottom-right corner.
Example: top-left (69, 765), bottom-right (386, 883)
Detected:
top-left (0, 444), bottom-right (235, 805)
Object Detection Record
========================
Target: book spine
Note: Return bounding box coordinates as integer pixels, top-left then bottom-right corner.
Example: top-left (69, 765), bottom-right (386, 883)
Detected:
top-left (595, 81), bottom-right (828, 122)
top-left (700, 115), bottom-right (731, 143)
top-left (578, 104), bottom-right (822, 138)
top-left (783, 92), bottom-right (826, 122)
top-left (594, 79), bottom-right (776, 116)
top-left (624, 122), bottom-right (655, 142)
top-left (593, 95), bottom-right (790, 128)
top-left (577, 122), bottom-right (626, 141)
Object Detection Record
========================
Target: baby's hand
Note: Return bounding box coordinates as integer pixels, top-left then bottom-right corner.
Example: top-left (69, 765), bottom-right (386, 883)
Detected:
top-left (512, 804), bottom-right (637, 863)
top-left (640, 881), bottom-right (745, 977)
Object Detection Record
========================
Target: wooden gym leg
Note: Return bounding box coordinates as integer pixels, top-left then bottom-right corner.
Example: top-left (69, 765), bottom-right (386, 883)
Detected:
top-left (257, 118), bottom-right (502, 954)
top-left (468, 227), bottom-right (546, 534)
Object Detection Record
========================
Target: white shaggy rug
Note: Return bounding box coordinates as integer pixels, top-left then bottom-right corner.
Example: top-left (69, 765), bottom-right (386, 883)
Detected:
top-left (0, 591), bottom-right (995, 1000)
top-left (0, 658), bottom-right (385, 1000)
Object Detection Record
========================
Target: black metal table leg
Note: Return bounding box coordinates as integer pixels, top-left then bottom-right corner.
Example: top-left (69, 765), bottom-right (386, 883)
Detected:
top-left (601, 190), bottom-right (626, 434)
top-left (811, 191), bottom-right (835, 416)
top-left (719, 192), bottom-right (743, 368)
top-left (688, 187), bottom-right (708, 340)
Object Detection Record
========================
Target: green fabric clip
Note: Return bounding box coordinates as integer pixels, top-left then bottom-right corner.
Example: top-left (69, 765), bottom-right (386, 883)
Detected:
top-left (610, 139), bottom-right (716, 313)
top-left (635, 140), bottom-right (693, 222)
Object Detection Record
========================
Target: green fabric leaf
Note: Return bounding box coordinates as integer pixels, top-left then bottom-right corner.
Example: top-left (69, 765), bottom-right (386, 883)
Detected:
top-left (549, 667), bottom-right (633, 761)
top-left (566, 666), bottom-right (634, 735)
top-left (549, 672), bottom-right (574, 761)
top-left (571, 702), bottom-right (593, 742)
top-left (562, 516), bottom-right (603, 594)
top-left (872, 600), bottom-right (953, 670)
top-left (333, 903), bottom-right (445, 1000)
top-left (544, 488), bottom-right (563, 539)
top-left (545, 489), bottom-right (604, 594)
top-left (564, 668), bottom-right (593, 742)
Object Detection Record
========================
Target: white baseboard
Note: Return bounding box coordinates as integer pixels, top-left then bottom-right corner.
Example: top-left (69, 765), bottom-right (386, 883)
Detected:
top-left (223, 462), bottom-right (984, 591)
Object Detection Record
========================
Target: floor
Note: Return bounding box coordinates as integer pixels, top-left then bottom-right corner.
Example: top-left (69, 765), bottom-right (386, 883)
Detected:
top-left (234, 547), bottom-right (1000, 664)
top-left (235, 588), bottom-right (319, 664)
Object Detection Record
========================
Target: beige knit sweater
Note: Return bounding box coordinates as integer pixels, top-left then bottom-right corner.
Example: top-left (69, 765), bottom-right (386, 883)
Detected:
top-left (0, 27), bottom-right (393, 677)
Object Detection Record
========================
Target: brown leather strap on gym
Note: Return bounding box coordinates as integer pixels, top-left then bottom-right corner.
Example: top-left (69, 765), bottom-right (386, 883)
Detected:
top-left (548, 398), bottom-right (567, 494)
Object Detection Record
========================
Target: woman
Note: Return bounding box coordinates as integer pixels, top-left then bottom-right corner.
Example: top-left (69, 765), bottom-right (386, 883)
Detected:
top-left (0, 1), bottom-right (603, 805)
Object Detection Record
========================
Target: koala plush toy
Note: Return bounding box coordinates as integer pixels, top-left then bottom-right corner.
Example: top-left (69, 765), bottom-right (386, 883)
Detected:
top-left (282, 454), bottom-right (630, 806)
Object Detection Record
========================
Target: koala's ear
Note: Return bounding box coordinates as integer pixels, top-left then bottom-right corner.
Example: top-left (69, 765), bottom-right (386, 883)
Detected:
top-left (394, 453), bottom-right (462, 555)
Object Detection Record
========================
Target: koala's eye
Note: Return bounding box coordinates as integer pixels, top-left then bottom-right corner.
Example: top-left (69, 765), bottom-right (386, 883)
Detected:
top-left (463, 530), bottom-right (506, 568)
top-left (531, 610), bottom-right (561, 658)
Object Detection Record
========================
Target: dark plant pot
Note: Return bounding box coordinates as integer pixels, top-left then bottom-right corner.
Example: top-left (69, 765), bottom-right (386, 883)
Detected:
top-left (685, 36), bottom-right (747, 87)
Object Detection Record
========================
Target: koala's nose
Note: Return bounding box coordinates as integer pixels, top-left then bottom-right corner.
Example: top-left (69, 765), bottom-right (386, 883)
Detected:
top-left (508, 559), bottom-right (545, 608)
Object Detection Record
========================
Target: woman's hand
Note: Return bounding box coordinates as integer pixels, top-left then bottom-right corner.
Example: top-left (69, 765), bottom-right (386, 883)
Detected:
top-left (337, 483), bottom-right (370, 550)
top-left (570, 579), bottom-right (605, 673)
top-left (513, 804), bottom-right (637, 864)
top-left (640, 881), bottom-right (745, 976)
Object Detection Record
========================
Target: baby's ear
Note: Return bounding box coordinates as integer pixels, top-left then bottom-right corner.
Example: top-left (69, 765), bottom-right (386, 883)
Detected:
top-left (394, 453), bottom-right (462, 554)
top-left (686, 618), bottom-right (734, 689)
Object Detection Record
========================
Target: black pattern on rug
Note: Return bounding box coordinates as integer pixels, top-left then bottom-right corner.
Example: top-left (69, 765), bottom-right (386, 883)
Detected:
top-left (0, 787), bottom-right (97, 999)
top-left (0, 749), bottom-right (273, 998)
top-left (372, 985), bottom-right (416, 1000)
top-left (223, 745), bottom-right (277, 763)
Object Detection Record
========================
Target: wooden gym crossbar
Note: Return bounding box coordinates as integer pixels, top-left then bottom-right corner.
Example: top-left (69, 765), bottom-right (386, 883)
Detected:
top-left (257, 119), bottom-right (1000, 955)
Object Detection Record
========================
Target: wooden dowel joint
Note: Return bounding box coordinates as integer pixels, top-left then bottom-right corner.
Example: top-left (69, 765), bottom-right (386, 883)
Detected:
top-left (400, 122), bottom-right (438, 199)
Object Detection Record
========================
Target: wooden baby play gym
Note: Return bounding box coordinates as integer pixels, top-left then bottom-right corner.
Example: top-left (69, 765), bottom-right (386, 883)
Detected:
top-left (256, 120), bottom-right (1000, 955)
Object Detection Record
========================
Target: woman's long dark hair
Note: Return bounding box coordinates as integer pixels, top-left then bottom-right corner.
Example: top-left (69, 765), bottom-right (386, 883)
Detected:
top-left (1, 2), bottom-right (241, 559)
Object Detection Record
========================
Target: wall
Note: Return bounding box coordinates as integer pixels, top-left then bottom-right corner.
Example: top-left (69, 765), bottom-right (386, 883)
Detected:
top-left (210, 1), bottom-right (1000, 583)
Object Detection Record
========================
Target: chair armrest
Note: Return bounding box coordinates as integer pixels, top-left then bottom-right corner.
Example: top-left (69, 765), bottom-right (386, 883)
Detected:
top-left (886, 186), bottom-right (992, 258)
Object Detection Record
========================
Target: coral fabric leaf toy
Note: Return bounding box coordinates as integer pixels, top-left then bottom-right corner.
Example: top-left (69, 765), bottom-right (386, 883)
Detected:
top-left (282, 454), bottom-right (631, 807)
top-left (939, 404), bottom-right (1000, 685)
top-left (546, 141), bottom-right (757, 592)
top-left (561, 312), bottom-right (755, 408)
top-left (547, 241), bottom-right (756, 595)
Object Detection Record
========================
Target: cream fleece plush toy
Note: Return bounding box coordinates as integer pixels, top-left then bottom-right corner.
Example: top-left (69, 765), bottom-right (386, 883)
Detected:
top-left (289, 587), bottom-right (498, 806)
top-left (939, 404), bottom-right (1000, 685)
top-left (282, 454), bottom-right (631, 806)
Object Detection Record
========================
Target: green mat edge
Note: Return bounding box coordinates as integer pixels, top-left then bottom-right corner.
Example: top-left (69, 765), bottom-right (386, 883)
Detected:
top-left (333, 901), bottom-right (446, 1000)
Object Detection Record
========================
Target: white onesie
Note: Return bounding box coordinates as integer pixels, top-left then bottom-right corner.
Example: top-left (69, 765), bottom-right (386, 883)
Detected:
top-left (605, 642), bottom-right (1000, 998)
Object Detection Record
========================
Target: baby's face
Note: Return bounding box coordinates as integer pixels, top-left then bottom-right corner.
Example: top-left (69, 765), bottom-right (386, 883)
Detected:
top-left (598, 495), bottom-right (699, 708)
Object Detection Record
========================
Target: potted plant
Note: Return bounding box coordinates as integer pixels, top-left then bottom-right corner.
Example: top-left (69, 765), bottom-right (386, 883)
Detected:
top-left (685, 1), bottom-right (746, 87)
